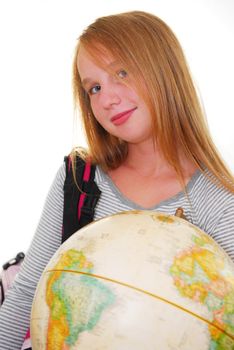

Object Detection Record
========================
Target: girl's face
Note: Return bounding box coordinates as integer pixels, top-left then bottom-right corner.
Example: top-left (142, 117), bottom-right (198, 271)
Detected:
top-left (77, 46), bottom-right (153, 144)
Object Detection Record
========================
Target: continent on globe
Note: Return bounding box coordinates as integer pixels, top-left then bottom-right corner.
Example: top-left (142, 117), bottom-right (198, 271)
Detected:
top-left (46, 249), bottom-right (115, 349)
top-left (170, 233), bottom-right (234, 350)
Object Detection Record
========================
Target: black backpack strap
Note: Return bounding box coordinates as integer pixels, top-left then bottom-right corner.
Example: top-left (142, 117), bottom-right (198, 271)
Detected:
top-left (62, 155), bottom-right (101, 243)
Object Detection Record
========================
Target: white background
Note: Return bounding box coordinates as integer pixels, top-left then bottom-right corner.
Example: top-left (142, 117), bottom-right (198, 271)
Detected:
top-left (0, 0), bottom-right (233, 263)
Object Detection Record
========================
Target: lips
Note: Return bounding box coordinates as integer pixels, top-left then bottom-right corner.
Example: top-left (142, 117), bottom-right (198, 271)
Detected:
top-left (111, 107), bottom-right (137, 126)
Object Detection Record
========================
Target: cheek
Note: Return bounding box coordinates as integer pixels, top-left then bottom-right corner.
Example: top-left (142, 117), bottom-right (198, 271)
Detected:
top-left (90, 99), bottom-right (99, 118)
top-left (90, 101), bottom-right (104, 125)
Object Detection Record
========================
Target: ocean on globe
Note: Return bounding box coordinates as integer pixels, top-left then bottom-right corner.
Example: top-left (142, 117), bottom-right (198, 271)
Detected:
top-left (31, 211), bottom-right (234, 350)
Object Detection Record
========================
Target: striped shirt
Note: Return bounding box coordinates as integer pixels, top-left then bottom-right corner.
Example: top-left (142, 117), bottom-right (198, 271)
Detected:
top-left (0, 162), bottom-right (233, 349)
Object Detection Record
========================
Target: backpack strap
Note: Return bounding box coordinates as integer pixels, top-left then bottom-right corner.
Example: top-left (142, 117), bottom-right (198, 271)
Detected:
top-left (62, 154), bottom-right (101, 243)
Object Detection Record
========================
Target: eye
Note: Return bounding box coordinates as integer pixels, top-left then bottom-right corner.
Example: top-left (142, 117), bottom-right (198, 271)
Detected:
top-left (117, 69), bottom-right (127, 79)
top-left (88, 84), bottom-right (101, 95)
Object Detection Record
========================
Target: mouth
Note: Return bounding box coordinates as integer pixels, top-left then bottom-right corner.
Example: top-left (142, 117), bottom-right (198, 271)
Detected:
top-left (111, 107), bottom-right (137, 126)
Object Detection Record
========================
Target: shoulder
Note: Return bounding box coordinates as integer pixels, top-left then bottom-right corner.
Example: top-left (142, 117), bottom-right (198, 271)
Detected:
top-left (189, 169), bottom-right (234, 230)
top-left (191, 169), bottom-right (234, 203)
top-left (67, 147), bottom-right (93, 164)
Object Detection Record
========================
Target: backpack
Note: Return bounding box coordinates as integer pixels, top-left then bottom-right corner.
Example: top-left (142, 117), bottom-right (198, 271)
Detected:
top-left (62, 154), bottom-right (101, 243)
top-left (0, 154), bottom-right (101, 350)
top-left (0, 252), bottom-right (25, 306)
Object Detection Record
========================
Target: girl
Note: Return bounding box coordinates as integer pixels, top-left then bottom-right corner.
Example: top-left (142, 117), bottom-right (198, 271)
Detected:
top-left (0, 10), bottom-right (233, 349)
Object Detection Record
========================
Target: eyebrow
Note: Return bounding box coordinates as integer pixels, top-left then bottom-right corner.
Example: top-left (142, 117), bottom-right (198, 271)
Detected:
top-left (81, 60), bottom-right (122, 88)
top-left (81, 78), bottom-right (93, 88)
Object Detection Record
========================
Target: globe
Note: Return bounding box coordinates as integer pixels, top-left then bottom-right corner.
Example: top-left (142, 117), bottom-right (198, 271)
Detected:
top-left (31, 211), bottom-right (234, 350)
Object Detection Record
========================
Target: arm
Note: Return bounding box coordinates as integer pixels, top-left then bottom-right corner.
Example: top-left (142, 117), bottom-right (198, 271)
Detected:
top-left (0, 163), bottom-right (66, 350)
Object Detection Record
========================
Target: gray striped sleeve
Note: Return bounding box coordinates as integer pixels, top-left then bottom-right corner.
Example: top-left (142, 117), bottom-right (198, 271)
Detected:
top-left (0, 163), bottom-right (66, 350)
top-left (211, 198), bottom-right (234, 260)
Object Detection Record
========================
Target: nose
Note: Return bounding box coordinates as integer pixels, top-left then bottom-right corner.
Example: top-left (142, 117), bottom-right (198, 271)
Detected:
top-left (100, 83), bottom-right (121, 109)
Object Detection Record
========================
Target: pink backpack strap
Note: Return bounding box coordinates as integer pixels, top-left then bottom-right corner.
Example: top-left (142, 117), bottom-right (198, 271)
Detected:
top-left (78, 161), bottom-right (91, 220)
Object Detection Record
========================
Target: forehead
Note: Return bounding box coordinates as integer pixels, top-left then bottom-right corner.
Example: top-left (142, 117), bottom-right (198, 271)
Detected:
top-left (77, 45), bottom-right (122, 80)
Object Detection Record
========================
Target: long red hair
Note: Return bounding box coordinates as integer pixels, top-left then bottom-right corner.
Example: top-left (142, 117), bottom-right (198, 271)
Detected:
top-left (72, 11), bottom-right (234, 192)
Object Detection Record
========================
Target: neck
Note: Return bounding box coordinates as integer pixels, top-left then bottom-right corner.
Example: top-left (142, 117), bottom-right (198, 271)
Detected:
top-left (124, 140), bottom-right (197, 179)
top-left (124, 140), bottom-right (172, 177)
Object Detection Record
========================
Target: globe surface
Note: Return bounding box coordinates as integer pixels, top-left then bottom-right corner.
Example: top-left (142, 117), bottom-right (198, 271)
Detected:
top-left (31, 211), bottom-right (234, 350)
